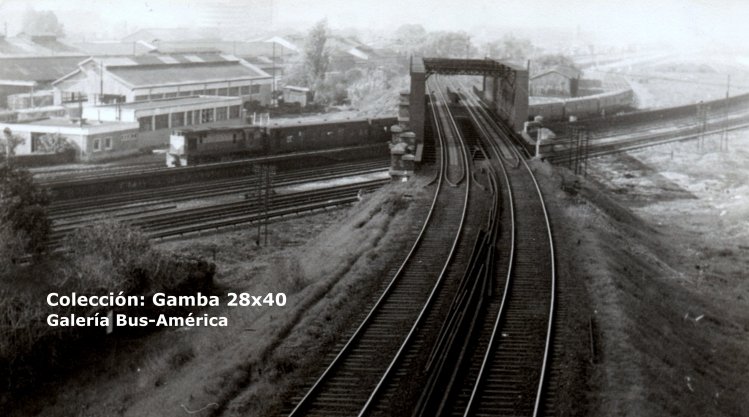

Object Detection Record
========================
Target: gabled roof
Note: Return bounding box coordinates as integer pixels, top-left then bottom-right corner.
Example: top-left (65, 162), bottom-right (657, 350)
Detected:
top-left (0, 36), bottom-right (85, 57)
top-left (531, 65), bottom-right (582, 80)
top-left (73, 40), bottom-right (156, 56)
top-left (0, 56), bottom-right (86, 84)
top-left (53, 53), bottom-right (271, 89)
top-left (122, 28), bottom-right (220, 43)
top-left (263, 36), bottom-right (300, 52)
top-left (107, 61), bottom-right (269, 89)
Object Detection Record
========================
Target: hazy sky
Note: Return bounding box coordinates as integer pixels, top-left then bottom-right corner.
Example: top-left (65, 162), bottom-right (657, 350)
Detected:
top-left (0, 0), bottom-right (747, 50)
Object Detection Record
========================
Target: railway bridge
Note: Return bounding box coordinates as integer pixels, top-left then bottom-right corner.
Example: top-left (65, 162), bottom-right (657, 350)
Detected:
top-left (406, 57), bottom-right (529, 154)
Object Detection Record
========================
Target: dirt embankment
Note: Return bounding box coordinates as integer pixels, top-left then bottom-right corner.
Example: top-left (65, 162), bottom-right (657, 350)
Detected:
top-left (531, 129), bottom-right (748, 416)
top-left (11, 176), bottom-right (433, 417)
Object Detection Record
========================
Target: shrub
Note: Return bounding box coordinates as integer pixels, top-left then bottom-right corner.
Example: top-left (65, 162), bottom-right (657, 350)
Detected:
top-left (0, 162), bottom-right (50, 255)
top-left (61, 221), bottom-right (151, 293)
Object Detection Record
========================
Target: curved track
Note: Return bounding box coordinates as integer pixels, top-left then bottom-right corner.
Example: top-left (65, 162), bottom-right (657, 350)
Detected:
top-left (444, 79), bottom-right (556, 417)
top-left (287, 78), bottom-right (472, 417)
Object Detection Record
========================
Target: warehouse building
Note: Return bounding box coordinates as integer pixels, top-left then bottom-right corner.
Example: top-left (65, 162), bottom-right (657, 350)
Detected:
top-left (529, 66), bottom-right (582, 97)
top-left (0, 56), bottom-right (84, 109)
top-left (51, 53), bottom-right (272, 107)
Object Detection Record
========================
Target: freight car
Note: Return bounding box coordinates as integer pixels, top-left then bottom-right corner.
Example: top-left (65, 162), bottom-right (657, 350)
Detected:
top-left (528, 88), bottom-right (634, 122)
top-left (167, 117), bottom-right (396, 167)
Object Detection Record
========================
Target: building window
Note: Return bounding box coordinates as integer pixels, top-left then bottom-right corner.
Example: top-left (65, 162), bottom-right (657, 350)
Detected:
top-left (154, 114), bottom-right (169, 130)
top-left (201, 108), bottom-right (214, 123)
top-left (229, 105), bottom-right (240, 119)
top-left (150, 93), bottom-right (164, 100)
top-left (134, 95), bottom-right (149, 102)
top-left (205, 89), bottom-right (217, 96)
top-left (62, 92), bottom-right (88, 103)
top-left (93, 138), bottom-right (101, 152)
top-left (104, 137), bottom-right (112, 150)
top-left (216, 107), bottom-right (228, 121)
top-left (251, 85), bottom-right (260, 94)
top-left (138, 116), bottom-right (153, 132)
top-left (178, 90), bottom-right (191, 97)
top-left (240, 85), bottom-right (250, 95)
top-left (228, 87), bottom-right (239, 96)
top-left (193, 110), bottom-right (201, 124)
top-left (171, 112), bottom-right (185, 127)
top-left (122, 133), bottom-right (137, 141)
top-left (165, 92), bottom-right (178, 98)
top-left (217, 88), bottom-right (228, 96)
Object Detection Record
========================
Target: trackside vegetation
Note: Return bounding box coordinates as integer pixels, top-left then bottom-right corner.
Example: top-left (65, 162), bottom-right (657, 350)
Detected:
top-left (0, 161), bottom-right (215, 406)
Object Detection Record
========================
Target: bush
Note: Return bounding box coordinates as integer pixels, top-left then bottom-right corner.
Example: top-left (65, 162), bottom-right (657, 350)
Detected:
top-left (0, 224), bottom-right (27, 280)
top-left (61, 221), bottom-right (215, 295)
top-left (61, 221), bottom-right (151, 293)
top-left (0, 162), bottom-right (50, 255)
top-left (0, 221), bottom-right (216, 399)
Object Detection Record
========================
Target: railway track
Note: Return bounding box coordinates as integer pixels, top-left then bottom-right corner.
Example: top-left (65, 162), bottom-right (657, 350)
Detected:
top-left (38, 144), bottom-right (385, 188)
top-left (48, 179), bottom-right (388, 246)
top-left (422, 79), bottom-right (555, 417)
top-left (48, 158), bottom-right (388, 220)
top-left (285, 77), bottom-right (474, 417)
top-left (547, 116), bottom-right (749, 163)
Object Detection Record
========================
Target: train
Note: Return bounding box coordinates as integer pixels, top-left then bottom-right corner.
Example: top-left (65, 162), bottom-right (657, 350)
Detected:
top-left (167, 117), bottom-right (397, 167)
top-left (528, 88), bottom-right (635, 122)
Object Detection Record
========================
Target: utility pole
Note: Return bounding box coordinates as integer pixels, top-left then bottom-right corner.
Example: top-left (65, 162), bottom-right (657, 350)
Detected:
top-left (567, 124), bottom-right (589, 177)
top-left (253, 164), bottom-right (274, 246)
top-left (697, 102), bottom-right (708, 152)
top-left (721, 74), bottom-right (730, 151)
top-left (254, 164), bottom-right (263, 245)
top-left (264, 165), bottom-right (275, 245)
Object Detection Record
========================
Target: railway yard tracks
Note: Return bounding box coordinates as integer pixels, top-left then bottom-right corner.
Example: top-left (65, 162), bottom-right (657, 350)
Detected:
top-left (45, 158), bottom-right (391, 244)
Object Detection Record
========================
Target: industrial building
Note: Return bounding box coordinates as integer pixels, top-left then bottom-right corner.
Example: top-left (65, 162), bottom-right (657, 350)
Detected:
top-left (51, 53), bottom-right (272, 107)
top-left (0, 55), bottom-right (85, 109)
top-left (82, 96), bottom-right (244, 147)
top-left (0, 118), bottom-right (140, 161)
top-left (529, 66), bottom-right (582, 97)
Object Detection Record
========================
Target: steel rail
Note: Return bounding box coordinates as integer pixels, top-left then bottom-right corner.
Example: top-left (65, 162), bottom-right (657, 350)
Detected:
top-left (354, 76), bottom-right (472, 417)
top-left (287, 81), bottom-right (458, 417)
top-left (458, 83), bottom-right (556, 417)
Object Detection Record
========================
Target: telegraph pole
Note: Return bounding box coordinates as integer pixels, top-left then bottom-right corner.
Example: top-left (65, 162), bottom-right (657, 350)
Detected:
top-left (721, 74), bottom-right (730, 151)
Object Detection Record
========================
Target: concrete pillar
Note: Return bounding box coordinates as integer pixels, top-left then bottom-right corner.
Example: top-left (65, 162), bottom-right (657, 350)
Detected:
top-left (409, 57), bottom-right (426, 155)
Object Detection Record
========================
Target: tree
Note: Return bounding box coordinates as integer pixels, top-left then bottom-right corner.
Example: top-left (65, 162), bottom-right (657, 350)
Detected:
top-left (393, 24), bottom-right (427, 54)
top-left (485, 34), bottom-right (534, 62)
top-left (1, 128), bottom-right (24, 159)
top-left (21, 9), bottom-right (64, 36)
top-left (0, 163), bottom-right (50, 255)
top-left (303, 19), bottom-right (331, 88)
top-left (422, 31), bottom-right (475, 59)
top-left (532, 54), bottom-right (580, 76)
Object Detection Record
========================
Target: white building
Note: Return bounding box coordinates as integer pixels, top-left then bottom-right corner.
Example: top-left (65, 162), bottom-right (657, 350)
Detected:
top-left (51, 53), bottom-right (272, 107)
top-left (82, 96), bottom-right (245, 147)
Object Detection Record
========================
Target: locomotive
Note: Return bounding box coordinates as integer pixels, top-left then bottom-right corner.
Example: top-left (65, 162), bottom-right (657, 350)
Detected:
top-left (167, 117), bottom-right (396, 167)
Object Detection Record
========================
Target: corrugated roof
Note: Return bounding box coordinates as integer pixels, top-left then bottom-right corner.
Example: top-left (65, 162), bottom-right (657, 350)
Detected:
top-left (107, 61), bottom-right (269, 88)
top-left (122, 28), bottom-right (220, 43)
top-left (73, 41), bottom-right (156, 56)
top-left (106, 53), bottom-right (234, 66)
top-left (0, 36), bottom-right (85, 57)
top-left (0, 56), bottom-right (85, 83)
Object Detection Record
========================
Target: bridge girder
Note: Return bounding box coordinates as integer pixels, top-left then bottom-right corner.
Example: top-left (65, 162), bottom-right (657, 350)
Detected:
top-left (422, 58), bottom-right (518, 81)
